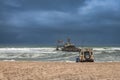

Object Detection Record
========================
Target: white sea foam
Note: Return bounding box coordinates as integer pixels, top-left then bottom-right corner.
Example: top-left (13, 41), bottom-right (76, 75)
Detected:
top-left (0, 48), bottom-right (56, 54)
top-left (0, 47), bottom-right (120, 62)
top-left (93, 47), bottom-right (120, 51)
top-left (3, 59), bottom-right (15, 61)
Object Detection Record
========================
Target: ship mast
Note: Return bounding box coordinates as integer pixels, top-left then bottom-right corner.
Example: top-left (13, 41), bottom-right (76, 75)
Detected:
top-left (67, 38), bottom-right (71, 44)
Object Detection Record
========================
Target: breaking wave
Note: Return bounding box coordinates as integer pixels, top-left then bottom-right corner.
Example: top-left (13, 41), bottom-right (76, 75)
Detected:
top-left (0, 47), bottom-right (120, 62)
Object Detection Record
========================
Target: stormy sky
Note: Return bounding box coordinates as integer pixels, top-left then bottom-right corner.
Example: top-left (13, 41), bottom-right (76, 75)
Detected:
top-left (0, 0), bottom-right (120, 46)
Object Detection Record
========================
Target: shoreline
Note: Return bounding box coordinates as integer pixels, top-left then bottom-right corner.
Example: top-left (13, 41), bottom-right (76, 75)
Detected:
top-left (1, 60), bottom-right (120, 63)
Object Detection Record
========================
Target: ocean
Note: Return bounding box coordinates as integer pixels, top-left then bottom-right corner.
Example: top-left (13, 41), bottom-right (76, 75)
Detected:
top-left (0, 47), bottom-right (120, 62)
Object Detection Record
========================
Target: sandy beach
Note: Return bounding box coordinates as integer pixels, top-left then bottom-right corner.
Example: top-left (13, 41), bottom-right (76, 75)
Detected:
top-left (0, 61), bottom-right (119, 80)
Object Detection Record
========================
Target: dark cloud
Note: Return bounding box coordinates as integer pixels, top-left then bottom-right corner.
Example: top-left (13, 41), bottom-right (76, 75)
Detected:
top-left (0, 0), bottom-right (120, 46)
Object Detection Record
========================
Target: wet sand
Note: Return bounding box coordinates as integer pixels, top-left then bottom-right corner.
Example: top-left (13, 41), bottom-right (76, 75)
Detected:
top-left (0, 61), bottom-right (120, 80)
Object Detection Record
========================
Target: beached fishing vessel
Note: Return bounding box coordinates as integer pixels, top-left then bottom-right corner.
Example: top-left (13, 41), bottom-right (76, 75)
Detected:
top-left (56, 38), bottom-right (80, 52)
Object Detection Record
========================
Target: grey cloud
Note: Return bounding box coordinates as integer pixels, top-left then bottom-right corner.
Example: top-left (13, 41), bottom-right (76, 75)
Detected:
top-left (21, 0), bottom-right (85, 11)
top-left (0, 0), bottom-right (120, 45)
top-left (5, 11), bottom-right (74, 27)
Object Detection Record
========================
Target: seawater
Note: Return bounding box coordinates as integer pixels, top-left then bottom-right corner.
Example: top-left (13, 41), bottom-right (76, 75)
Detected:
top-left (0, 47), bottom-right (120, 62)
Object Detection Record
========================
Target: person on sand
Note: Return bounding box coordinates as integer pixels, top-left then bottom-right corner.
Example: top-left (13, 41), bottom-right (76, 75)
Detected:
top-left (76, 56), bottom-right (80, 62)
